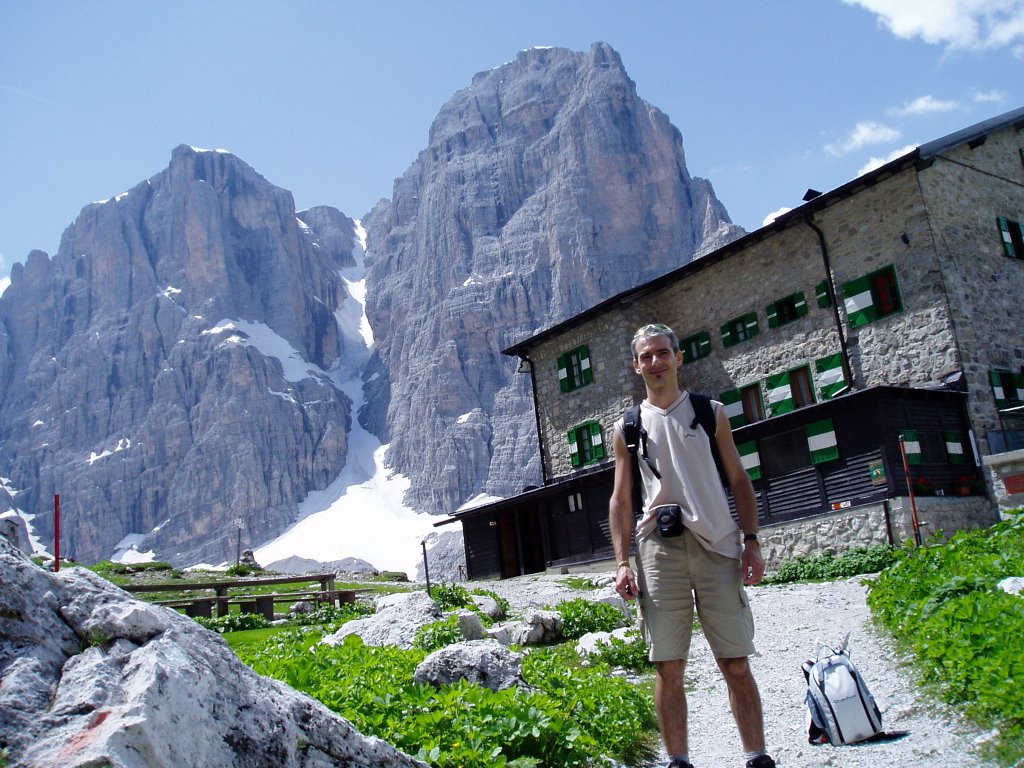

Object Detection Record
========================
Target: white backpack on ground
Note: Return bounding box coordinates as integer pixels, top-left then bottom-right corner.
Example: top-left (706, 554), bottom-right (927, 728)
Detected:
top-left (801, 635), bottom-right (883, 745)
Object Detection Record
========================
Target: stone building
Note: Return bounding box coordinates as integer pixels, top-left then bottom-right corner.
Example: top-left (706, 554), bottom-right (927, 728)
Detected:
top-left (441, 106), bottom-right (1024, 579)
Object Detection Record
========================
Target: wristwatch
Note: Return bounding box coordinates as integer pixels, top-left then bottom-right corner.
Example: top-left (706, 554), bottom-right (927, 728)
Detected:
top-left (743, 533), bottom-right (759, 543)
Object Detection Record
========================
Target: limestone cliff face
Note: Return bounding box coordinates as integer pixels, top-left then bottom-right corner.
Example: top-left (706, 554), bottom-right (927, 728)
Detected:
top-left (362, 43), bottom-right (742, 514)
top-left (0, 146), bottom-right (357, 565)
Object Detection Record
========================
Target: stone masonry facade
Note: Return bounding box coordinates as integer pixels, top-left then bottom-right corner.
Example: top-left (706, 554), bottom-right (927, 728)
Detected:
top-left (525, 114), bottom-right (1024, 481)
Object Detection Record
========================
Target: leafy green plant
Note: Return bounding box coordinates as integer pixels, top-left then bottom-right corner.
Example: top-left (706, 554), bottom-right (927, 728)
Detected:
top-left (763, 544), bottom-right (898, 584)
top-left (290, 601), bottom-right (374, 627)
top-left (225, 562), bottom-right (263, 577)
top-left (240, 632), bottom-right (656, 767)
top-left (430, 583), bottom-right (473, 611)
top-left (196, 611), bottom-right (270, 633)
top-left (867, 512), bottom-right (1024, 766)
top-left (584, 629), bottom-right (652, 673)
top-left (557, 598), bottom-right (624, 639)
top-left (414, 615), bottom-right (465, 652)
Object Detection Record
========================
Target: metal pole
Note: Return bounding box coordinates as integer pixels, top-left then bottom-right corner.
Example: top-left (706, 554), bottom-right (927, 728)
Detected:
top-left (53, 494), bottom-right (60, 572)
top-left (421, 539), bottom-right (432, 598)
top-left (898, 436), bottom-right (923, 546)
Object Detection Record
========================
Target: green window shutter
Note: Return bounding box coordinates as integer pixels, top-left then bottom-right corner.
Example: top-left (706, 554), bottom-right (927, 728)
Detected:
top-left (902, 429), bottom-right (922, 465)
top-left (590, 421), bottom-right (605, 461)
top-left (944, 431), bottom-right (966, 465)
top-left (720, 321), bottom-right (734, 348)
top-left (766, 300), bottom-right (780, 329)
top-left (719, 388), bottom-right (747, 428)
top-left (843, 274), bottom-right (875, 328)
top-left (579, 346), bottom-right (593, 386)
top-left (807, 418), bottom-right (839, 464)
top-left (1014, 373), bottom-right (1024, 403)
top-left (794, 292), bottom-right (808, 318)
top-left (567, 426), bottom-right (581, 467)
top-left (998, 217), bottom-right (1017, 258)
top-left (815, 280), bottom-right (832, 308)
top-left (557, 353), bottom-right (571, 393)
top-left (681, 332), bottom-right (711, 363)
top-left (814, 353), bottom-right (847, 400)
top-left (991, 370), bottom-right (1008, 408)
top-left (737, 440), bottom-right (762, 481)
top-left (744, 312), bottom-right (759, 340)
top-left (765, 371), bottom-right (794, 416)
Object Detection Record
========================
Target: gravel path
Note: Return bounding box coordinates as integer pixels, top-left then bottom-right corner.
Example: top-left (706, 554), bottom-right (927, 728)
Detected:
top-left (480, 570), bottom-right (998, 768)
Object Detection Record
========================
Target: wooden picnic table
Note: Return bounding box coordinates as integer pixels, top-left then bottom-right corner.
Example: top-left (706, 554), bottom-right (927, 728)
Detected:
top-left (122, 572), bottom-right (341, 618)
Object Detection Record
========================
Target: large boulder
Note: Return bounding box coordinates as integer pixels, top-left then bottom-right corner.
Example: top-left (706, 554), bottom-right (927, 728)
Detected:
top-left (413, 640), bottom-right (526, 692)
top-left (321, 590), bottom-right (441, 649)
top-left (0, 537), bottom-right (424, 768)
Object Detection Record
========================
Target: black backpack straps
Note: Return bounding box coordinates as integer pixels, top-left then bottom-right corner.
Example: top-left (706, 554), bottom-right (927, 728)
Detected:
top-left (690, 393), bottom-right (730, 489)
top-left (622, 405), bottom-right (643, 520)
top-left (622, 404), bottom-right (642, 455)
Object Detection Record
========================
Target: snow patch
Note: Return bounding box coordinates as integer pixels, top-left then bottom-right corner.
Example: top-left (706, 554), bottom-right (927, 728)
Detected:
top-left (87, 438), bottom-right (131, 465)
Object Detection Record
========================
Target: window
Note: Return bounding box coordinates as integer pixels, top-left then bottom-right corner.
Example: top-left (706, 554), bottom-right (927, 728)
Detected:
top-left (814, 353), bottom-right (849, 400)
top-left (719, 383), bottom-right (765, 427)
top-left (720, 312), bottom-right (759, 348)
top-left (990, 369), bottom-right (1024, 409)
top-left (901, 428), bottom-right (947, 465)
top-left (761, 428), bottom-right (811, 477)
top-left (765, 365), bottom-right (815, 417)
top-left (815, 280), bottom-right (833, 309)
top-left (842, 265), bottom-right (903, 328)
top-left (766, 292), bottom-right (808, 328)
top-left (557, 345), bottom-right (593, 392)
top-left (567, 421), bottom-right (605, 467)
top-left (681, 331), bottom-right (712, 363)
top-left (998, 217), bottom-right (1024, 260)
top-left (741, 383), bottom-right (765, 423)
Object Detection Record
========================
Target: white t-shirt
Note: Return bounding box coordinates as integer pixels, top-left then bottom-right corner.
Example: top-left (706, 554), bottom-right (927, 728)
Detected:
top-left (616, 391), bottom-right (741, 559)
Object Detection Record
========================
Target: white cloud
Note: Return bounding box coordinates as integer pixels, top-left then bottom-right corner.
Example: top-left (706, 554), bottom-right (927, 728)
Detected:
top-left (762, 207), bottom-right (792, 226)
top-left (973, 88), bottom-right (1008, 102)
top-left (889, 95), bottom-right (961, 116)
top-left (844, 0), bottom-right (1024, 52)
top-left (825, 121), bottom-right (901, 156)
top-left (857, 144), bottom-right (921, 176)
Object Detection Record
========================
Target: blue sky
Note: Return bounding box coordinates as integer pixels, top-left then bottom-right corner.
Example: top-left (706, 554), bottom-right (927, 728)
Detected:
top-left (1, 0), bottom-right (1022, 287)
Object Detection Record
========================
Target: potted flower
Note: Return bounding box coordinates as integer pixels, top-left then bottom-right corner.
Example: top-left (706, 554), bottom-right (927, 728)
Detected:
top-left (912, 477), bottom-right (936, 496)
top-left (954, 475), bottom-right (983, 495)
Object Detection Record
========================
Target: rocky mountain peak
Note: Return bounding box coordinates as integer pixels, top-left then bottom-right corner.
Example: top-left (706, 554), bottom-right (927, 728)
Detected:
top-left (363, 42), bottom-right (743, 515)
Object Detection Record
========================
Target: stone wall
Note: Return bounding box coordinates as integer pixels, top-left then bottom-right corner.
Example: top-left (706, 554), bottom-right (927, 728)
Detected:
top-left (983, 448), bottom-right (1024, 512)
top-left (757, 496), bottom-right (1001, 571)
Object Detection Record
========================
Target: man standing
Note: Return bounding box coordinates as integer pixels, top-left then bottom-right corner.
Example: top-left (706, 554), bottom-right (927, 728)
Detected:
top-left (609, 323), bottom-right (775, 768)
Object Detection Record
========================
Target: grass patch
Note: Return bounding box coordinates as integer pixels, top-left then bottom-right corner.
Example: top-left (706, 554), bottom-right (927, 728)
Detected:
top-left (867, 512), bottom-right (1024, 766)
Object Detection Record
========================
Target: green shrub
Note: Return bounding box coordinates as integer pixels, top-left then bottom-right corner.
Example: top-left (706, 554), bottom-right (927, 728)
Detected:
top-left (585, 630), bottom-right (652, 673)
top-left (430, 583), bottom-right (474, 611)
top-left (415, 615), bottom-right (465, 652)
top-left (225, 562), bottom-right (263, 577)
top-left (867, 513), bottom-right (1024, 766)
top-left (242, 633), bottom-right (656, 768)
top-left (291, 601), bottom-right (375, 627)
top-left (196, 611), bottom-right (270, 633)
top-left (557, 598), bottom-right (624, 639)
top-left (763, 544), bottom-right (898, 584)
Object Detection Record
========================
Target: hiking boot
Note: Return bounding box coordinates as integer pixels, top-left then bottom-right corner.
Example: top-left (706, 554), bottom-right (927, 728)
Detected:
top-left (667, 761), bottom-right (694, 768)
top-left (745, 756), bottom-right (776, 768)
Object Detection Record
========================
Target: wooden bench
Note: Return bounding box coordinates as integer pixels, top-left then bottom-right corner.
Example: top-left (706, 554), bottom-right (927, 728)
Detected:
top-left (124, 573), bottom-right (344, 618)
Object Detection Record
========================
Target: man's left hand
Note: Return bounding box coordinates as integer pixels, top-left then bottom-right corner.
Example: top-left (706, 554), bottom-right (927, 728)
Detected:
top-left (741, 542), bottom-right (766, 586)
